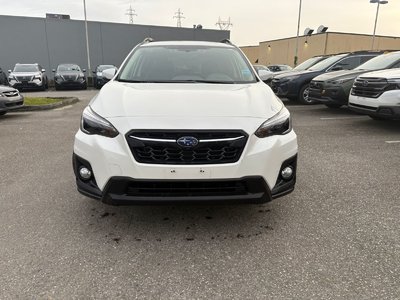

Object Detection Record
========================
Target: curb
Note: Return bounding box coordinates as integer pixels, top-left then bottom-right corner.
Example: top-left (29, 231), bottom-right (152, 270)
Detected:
top-left (16, 97), bottom-right (79, 112)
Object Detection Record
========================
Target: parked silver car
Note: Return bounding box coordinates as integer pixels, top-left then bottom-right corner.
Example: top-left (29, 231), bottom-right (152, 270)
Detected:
top-left (0, 85), bottom-right (24, 116)
top-left (8, 63), bottom-right (48, 91)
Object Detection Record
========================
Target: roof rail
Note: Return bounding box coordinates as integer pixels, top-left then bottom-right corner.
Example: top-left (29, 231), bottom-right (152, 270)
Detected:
top-left (142, 37), bottom-right (154, 44)
top-left (220, 39), bottom-right (233, 45)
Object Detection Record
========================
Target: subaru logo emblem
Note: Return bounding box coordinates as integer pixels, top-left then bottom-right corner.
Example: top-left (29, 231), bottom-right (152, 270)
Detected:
top-left (362, 80), bottom-right (369, 87)
top-left (177, 136), bottom-right (198, 148)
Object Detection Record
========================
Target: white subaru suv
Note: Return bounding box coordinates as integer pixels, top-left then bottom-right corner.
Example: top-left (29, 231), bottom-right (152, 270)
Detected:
top-left (73, 39), bottom-right (298, 205)
top-left (349, 68), bottom-right (400, 120)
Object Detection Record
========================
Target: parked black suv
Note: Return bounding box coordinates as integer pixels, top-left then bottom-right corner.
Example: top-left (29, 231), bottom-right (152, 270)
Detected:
top-left (271, 51), bottom-right (382, 104)
top-left (93, 65), bottom-right (117, 89)
top-left (263, 55), bottom-right (328, 85)
top-left (309, 51), bottom-right (400, 108)
top-left (53, 64), bottom-right (87, 90)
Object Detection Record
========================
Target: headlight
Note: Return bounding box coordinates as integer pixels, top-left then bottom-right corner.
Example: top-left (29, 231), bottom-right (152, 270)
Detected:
top-left (33, 75), bottom-right (41, 80)
top-left (8, 75), bottom-right (16, 81)
top-left (387, 78), bottom-right (400, 89)
top-left (80, 106), bottom-right (119, 138)
top-left (255, 107), bottom-right (292, 138)
top-left (330, 77), bottom-right (354, 85)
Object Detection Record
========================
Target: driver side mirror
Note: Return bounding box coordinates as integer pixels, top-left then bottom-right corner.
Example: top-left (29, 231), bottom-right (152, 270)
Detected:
top-left (8, 70), bottom-right (11, 73)
top-left (102, 68), bottom-right (117, 80)
top-left (52, 69), bottom-right (56, 73)
top-left (330, 66), bottom-right (343, 71)
top-left (82, 69), bottom-right (86, 73)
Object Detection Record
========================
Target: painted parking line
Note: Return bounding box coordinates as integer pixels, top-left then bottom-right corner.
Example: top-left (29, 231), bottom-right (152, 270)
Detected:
top-left (385, 141), bottom-right (400, 144)
top-left (54, 105), bottom-right (73, 111)
top-left (320, 116), bottom-right (366, 120)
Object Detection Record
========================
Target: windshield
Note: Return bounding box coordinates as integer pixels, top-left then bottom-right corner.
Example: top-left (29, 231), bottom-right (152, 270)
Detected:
top-left (118, 45), bottom-right (257, 84)
top-left (13, 65), bottom-right (39, 72)
top-left (57, 64), bottom-right (81, 72)
top-left (308, 54), bottom-right (346, 71)
top-left (294, 57), bottom-right (325, 71)
top-left (355, 52), bottom-right (400, 71)
top-left (98, 65), bottom-right (115, 72)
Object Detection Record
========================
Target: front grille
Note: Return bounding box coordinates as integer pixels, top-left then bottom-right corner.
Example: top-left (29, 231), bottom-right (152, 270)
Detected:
top-left (351, 77), bottom-right (388, 98)
top-left (62, 75), bottom-right (78, 81)
top-left (126, 130), bottom-right (248, 165)
top-left (126, 180), bottom-right (248, 197)
top-left (2, 91), bottom-right (19, 97)
top-left (16, 76), bottom-right (33, 82)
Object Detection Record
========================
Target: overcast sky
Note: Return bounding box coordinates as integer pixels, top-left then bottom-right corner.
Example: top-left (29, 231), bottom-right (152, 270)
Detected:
top-left (1, 0), bottom-right (400, 46)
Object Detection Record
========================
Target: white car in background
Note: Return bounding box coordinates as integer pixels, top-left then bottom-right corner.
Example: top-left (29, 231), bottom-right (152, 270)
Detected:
top-left (73, 39), bottom-right (298, 205)
top-left (349, 68), bottom-right (400, 120)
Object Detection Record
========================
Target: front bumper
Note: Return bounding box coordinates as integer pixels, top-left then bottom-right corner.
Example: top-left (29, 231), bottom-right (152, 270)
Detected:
top-left (0, 96), bottom-right (24, 112)
top-left (73, 153), bottom-right (297, 205)
top-left (10, 80), bottom-right (43, 90)
top-left (56, 80), bottom-right (86, 89)
top-left (73, 125), bottom-right (298, 205)
top-left (309, 84), bottom-right (349, 105)
top-left (349, 91), bottom-right (400, 120)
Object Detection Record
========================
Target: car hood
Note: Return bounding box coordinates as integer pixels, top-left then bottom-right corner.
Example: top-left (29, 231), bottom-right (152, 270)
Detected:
top-left (312, 69), bottom-right (367, 82)
top-left (0, 85), bottom-right (17, 92)
top-left (91, 81), bottom-right (283, 119)
top-left (358, 68), bottom-right (400, 79)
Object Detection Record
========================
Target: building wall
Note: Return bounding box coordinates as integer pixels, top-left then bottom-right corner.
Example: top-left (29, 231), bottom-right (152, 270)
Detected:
top-left (0, 15), bottom-right (229, 74)
top-left (241, 32), bottom-right (400, 67)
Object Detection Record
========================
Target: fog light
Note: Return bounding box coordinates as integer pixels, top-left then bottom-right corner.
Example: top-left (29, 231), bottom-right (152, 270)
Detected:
top-left (79, 167), bottom-right (92, 180)
top-left (281, 166), bottom-right (293, 180)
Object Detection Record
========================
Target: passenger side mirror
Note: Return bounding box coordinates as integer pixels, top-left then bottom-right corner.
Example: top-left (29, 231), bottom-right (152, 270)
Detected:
top-left (8, 70), bottom-right (11, 73)
top-left (330, 66), bottom-right (343, 71)
top-left (102, 68), bottom-right (117, 80)
top-left (92, 70), bottom-right (96, 74)
top-left (82, 69), bottom-right (86, 73)
top-left (42, 69), bottom-right (46, 72)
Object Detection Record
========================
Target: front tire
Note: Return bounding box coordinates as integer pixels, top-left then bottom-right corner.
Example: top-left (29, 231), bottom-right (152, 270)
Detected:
top-left (0, 111), bottom-right (7, 116)
top-left (298, 84), bottom-right (315, 105)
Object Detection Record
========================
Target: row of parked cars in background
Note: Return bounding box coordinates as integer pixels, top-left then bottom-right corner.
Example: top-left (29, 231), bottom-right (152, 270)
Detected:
top-left (0, 63), bottom-right (117, 91)
top-left (257, 50), bottom-right (400, 120)
top-left (0, 62), bottom-right (117, 116)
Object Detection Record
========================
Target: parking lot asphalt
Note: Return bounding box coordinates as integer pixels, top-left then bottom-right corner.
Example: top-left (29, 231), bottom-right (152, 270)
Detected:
top-left (1, 89), bottom-right (399, 299)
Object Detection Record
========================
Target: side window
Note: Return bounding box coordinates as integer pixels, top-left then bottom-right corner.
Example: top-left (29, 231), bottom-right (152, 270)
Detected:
top-left (331, 57), bottom-right (360, 71)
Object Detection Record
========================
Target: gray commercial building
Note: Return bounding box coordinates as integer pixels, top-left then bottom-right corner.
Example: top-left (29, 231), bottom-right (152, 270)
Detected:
top-left (0, 15), bottom-right (229, 77)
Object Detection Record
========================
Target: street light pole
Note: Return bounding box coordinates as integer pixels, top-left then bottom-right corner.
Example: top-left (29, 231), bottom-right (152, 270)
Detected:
top-left (370, 0), bottom-right (388, 50)
top-left (83, 0), bottom-right (92, 83)
top-left (294, 0), bottom-right (302, 66)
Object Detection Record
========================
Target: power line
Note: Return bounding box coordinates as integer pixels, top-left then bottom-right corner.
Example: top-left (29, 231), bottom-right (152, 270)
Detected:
top-left (126, 5), bottom-right (137, 24)
top-left (216, 17), bottom-right (233, 30)
top-left (173, 8), bottom-right (185, 27)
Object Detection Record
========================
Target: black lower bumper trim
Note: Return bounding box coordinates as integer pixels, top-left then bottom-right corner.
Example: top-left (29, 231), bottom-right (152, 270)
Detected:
top-left (349, 104), bottom-right (400, 120)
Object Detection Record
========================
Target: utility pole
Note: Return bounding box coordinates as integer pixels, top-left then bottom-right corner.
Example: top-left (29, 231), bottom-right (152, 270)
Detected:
top-left (294, 0), bottom-right (302, 66)
top-left (173, 8), bottom-right (185, 27)
top-left (215, 17), bottom-right (233, 30)
top-left (83, 0), bottom-right (91, 84)
top-left (126, 5), bottom-right (137, 24)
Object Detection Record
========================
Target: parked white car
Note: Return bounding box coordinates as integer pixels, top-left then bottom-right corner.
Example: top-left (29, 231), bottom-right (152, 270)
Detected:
top-left (73, 40), bottom-right (298, 205)
top-left (349, 68), bottom-right (400, 120)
